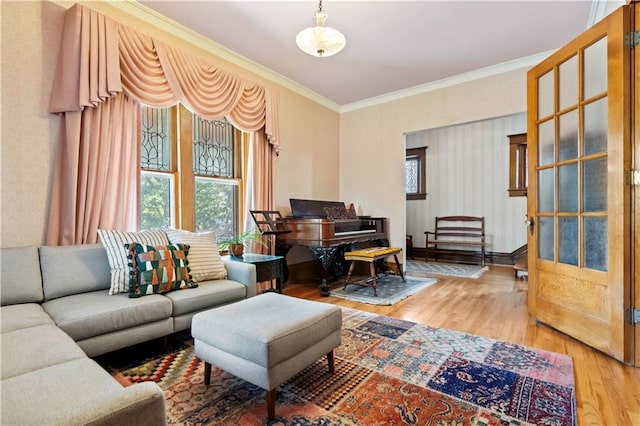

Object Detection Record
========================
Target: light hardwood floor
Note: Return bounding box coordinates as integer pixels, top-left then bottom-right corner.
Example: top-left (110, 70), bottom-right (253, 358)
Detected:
top-left (275, 265), bottom-right (640, 426)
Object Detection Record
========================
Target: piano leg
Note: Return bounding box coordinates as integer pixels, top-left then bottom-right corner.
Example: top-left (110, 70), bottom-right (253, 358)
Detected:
top-left (309, 246), bottom-right (338, 297)
top-left (275, 242), bottom-right (292, 285)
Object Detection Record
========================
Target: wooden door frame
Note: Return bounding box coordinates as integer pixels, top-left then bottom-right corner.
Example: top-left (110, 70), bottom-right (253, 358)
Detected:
top-left (633, 1), bottom-right (640, 366)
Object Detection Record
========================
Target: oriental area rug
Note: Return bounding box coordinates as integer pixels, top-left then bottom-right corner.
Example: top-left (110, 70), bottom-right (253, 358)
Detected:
top-left (101, 308), bottom-right (576, 426)
top-left (406, 259), bottom-right (489, 279)
top-left (330, 275), bottom-right (437, 305)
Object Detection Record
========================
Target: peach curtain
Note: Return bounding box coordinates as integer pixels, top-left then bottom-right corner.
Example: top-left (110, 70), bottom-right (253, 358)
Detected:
top-left (47, 4), bottom-right (279, 245)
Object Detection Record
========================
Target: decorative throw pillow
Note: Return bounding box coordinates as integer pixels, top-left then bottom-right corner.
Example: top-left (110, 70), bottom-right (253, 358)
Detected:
top-left (162, 228), bottom-right (227, 282)
top-left (324, 206), bottom-right (358, 220)
top-left (126, 243), bottom-right (197, 298)
top-left (97, 229), bottom-right (169, 295)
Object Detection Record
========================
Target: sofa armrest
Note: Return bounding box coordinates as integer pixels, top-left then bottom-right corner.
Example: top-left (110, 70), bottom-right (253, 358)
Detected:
top-left (222, 260), bottom-right (257, 298)
top-left (74, 382), bottom-right (167, 426)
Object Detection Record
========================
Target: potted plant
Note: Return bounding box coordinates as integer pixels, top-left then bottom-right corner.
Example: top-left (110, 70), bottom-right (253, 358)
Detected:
top-left (218, 229), bottom-right (268, 257)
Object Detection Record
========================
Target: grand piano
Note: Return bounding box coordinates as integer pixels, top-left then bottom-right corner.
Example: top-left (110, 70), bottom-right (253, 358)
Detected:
top-left (275, 199), bottom-right (388, 296)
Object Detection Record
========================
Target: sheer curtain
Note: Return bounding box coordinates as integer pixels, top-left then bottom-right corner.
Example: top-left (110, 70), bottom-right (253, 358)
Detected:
top-left (47, 4), bottom-right (280, 245)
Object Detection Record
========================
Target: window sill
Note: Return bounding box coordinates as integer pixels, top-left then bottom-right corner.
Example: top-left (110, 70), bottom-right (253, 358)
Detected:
top-left (407, 193), bottom-right (427, 200)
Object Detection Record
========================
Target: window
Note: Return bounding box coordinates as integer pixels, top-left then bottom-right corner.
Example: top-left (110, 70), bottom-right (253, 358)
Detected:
top-left (508, 133), bottom-right (528, 197)
top-left (405, 147), bottom-right (427, 200)
top-left (140, 104), bottom-right (245, 239)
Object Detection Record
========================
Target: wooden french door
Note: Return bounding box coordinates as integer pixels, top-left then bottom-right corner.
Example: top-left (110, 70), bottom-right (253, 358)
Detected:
top-left (527, 5), bottom-right (634, 363)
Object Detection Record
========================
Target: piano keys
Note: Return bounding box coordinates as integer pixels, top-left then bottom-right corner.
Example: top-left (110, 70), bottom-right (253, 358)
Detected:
top-left (276, 199), bottom-right (388, 296)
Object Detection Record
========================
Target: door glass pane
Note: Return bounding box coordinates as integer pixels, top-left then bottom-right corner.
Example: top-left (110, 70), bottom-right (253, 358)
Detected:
top-left (584, 97), bottom-right (608, 155)
top-left (558, 163), bottom-right (578, 212)
top-left (558, 110), bottom-right (578, 161)
top-left (559, 55), bottom-right (578, 110)
top-left (584, 37), bottom-right (607, 99)
top-left (584, 217), bottom-right (607, 271)
top-left (583, 157), bottom-right (607, 212)
top-left (538, 71), bottom-right (554, 118)
top-left (538, 168), bottom-right (555, 213)
top-left (538, 119), bottom-right (555, 166)
top-left (559, 217), bottom-right (578, 266)
top-left (538, 216), bottom-right (554, 261)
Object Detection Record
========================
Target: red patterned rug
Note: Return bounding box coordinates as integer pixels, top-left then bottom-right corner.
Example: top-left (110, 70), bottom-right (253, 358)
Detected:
top-left (100, 308), bottom-right (576, 425)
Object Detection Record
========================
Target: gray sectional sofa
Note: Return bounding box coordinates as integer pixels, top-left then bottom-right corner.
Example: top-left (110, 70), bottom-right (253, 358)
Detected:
top-left (0, 243), bottom-right (257, 425)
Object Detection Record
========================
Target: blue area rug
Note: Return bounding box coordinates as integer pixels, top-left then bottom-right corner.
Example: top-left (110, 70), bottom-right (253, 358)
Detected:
top-left (330, 274), bottom-right (437, 305)
top-left (406, 259), bottom-right (489, 278)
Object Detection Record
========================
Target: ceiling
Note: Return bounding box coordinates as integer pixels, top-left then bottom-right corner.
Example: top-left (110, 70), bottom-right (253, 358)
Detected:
top-left (138, 1), bottom-right (616, 107)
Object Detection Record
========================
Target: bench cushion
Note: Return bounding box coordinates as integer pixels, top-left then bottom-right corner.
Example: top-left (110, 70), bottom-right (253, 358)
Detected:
top-left (345, 247), bottom-right (401, 261)
top-left (192, 293), bottom-right (341, 368)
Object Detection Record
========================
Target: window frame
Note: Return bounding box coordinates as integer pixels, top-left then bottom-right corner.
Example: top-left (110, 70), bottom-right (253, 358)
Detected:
top-left (508, 133), bottom-right (528, 197)
top-left (405, 147), bottom-right (427, 200)
top-left (140, 104), bottom-right (246, 236)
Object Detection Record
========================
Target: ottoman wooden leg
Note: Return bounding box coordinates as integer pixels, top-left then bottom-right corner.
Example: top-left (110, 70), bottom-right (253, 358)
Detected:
top-left (204, 361), bottom-right (211, 386)
top-left (266, 389), bottom-right (276, 420)
top-left (327, 350), bottom-right (335, 373)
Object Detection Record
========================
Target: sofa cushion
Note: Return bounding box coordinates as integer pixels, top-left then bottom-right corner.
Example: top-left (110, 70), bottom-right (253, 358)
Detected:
top-left (163, 228), bottom-right (227, 281)
top-left (0, 246), bottom-right (44, 305)
top-left (39, 244), bottom-right (111, 301)
top-left (42, 290), bottom-right (172, 341)
top-left (1, 324), bottom-right (86, 380)
top-left (0, 304), bottom-right (54, 333)
top-left (1, 357), bottom-right (166, 426)
top-left (126, 243), bottom-right (197, 297)
top-left (163, 279), bottom-right (247, 316)
top-left (97, 229), bottom-right (169, 295)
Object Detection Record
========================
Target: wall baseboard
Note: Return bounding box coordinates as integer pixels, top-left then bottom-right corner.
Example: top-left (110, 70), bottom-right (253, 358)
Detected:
top-left (407, 245), bottom-right (527, 266)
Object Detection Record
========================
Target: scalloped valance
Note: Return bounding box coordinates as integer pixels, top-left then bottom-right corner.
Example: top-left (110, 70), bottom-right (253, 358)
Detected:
top-left (49, 3), bottom-right (280, 151)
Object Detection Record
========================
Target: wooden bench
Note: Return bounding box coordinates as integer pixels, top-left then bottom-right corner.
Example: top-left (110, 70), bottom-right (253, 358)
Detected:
top-left (344, 247), bottom-right (404, 296)
top-left (424, 216), bottom-right (486, 266)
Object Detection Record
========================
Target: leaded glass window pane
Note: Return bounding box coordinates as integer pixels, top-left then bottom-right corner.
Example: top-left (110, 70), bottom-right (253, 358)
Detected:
top-left (193, 116), bottom-right (235, 178)
top-left (141, 107), bottom-right (171, 171)
top-left (405, 157), bottom-right (419, 193)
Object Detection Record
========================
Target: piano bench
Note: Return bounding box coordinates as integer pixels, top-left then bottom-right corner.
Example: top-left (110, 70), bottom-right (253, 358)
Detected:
top-left (343, 247), bottom-right (405, 296)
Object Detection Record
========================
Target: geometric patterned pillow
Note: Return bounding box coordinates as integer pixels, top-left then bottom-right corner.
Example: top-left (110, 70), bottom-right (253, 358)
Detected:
top-left (98, 229), bottom-right (170, 295)
top-left (126, 243), bottom-right (197, 298)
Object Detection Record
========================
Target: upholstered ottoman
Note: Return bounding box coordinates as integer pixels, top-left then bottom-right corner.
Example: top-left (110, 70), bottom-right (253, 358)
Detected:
top-left (191, 293), bottom-right (342, 420)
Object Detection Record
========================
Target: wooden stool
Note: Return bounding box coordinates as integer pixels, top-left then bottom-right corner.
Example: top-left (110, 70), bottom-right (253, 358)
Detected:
top-left (343, 247), bottom-right (405, 296)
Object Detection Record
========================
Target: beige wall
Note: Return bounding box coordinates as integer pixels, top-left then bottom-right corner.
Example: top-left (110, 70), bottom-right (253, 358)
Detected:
top-left (1, 0), bottom-right (530, 263)
top-left (340, 70), bottom-right (529, 257)
top-left (0, 0), bottom-right (339, 248)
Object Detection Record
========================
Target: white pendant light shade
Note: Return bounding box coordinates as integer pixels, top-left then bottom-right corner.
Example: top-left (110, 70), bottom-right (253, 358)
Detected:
top-left (296, 2), bottom-right (346, 57)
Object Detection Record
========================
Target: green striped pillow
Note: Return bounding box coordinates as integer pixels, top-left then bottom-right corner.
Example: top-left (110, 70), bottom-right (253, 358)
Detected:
top-left (126, 243), bottom-right (197, 297)
top-left (98, 229), bottom-right (169, 295)
top-left (162, 229), bottom-right (227, 282)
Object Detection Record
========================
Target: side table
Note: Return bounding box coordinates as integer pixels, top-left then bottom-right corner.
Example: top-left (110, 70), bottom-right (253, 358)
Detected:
top-left (222, 253), bottom-right (285, 293)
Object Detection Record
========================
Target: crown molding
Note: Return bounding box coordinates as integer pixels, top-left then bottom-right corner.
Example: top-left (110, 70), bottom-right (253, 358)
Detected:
top-left (107, 1), bottom-right (342, 112)
top-left (339, 50), bottom-right (556, 114)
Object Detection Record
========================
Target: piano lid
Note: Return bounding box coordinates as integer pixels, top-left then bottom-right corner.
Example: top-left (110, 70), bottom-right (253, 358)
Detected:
top-left (289, 198), bottom-right (347, 218)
